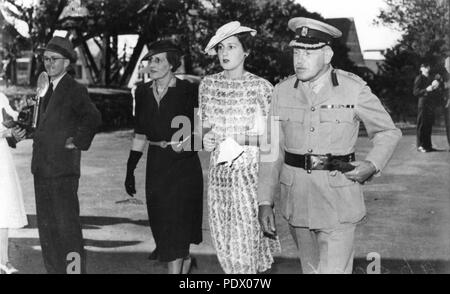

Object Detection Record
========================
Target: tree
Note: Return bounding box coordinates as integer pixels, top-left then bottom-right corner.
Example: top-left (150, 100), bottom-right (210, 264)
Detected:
top-left (377, 0), bottom-right (449, 60)
top-left (193, 0), bottom-right (357, 83)
top-left (372, 0), bottom-right (449, 121)
top-left (2, 0), bottom-right (357, 86)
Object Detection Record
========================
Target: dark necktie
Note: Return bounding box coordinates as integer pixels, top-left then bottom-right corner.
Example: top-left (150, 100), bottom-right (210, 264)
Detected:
top-left (42, 82), bottom-right (53, 112)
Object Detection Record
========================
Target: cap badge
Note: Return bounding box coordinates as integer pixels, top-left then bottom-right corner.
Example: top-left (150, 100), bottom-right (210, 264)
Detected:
top-left (301, 27), bottom-right (309, 37)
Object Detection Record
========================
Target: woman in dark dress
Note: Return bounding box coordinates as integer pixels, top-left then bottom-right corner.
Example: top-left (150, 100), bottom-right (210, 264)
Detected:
top-left (124, 40), bottom-right (203, 274)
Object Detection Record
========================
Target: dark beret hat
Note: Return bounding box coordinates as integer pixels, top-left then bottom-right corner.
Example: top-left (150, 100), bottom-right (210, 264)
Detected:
top-left (142, 40), bottom-right (181, 60)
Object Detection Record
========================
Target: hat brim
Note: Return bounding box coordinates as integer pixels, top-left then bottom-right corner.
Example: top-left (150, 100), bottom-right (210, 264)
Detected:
top-left (204, 27), bottom-right (257, 56)
top-left (142, 48), bottom-right (181, 61)
top-left (288, 17), bottom-right (342, 38)
top-left (38, 45), bottom-right (77, 63)
top-left (289, 40), bottom-right (328, 50)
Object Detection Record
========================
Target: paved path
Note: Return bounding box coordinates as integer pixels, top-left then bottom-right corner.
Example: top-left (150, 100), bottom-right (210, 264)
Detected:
top-left (8, 127), bottom-right (450, 274)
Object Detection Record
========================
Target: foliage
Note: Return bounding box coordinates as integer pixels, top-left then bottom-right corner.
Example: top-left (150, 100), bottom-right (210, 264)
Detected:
top-left (372, 0), bottom-right (449, 121)
top-left (377, 0), bottom-right (449, 59)
top-left (2, 0), bottom-right (358, 85)
top-left (191, 0), bottom-right (357, 83)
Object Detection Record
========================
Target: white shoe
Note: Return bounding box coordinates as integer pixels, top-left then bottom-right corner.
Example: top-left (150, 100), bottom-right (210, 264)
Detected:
top-left (0, 262), bottom-right (18, 274)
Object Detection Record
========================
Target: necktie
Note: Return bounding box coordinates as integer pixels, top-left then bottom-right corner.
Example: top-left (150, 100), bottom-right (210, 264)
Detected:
top-left (42, 82), bottom-right (53, 112)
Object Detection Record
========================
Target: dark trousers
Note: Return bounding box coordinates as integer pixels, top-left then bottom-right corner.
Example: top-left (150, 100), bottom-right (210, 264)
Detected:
top-left (34, 176), bottom-right (86, 274)
top-left (416, 103), bottom-right (434, 149)
top-left (444, 104), bottom-right (450, 147)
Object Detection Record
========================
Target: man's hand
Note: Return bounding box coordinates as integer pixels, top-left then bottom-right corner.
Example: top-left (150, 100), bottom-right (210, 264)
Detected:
top-left (65, 137), bottom-right (77, 150)
top-left (426, 81), bottom-right (439, 92)
top-left (124, 172), bottom-right (136, 197)
top-left (11, 126), bottom-right (26, 142)
top-left (258, 205), bottom-right (276, 237)
top-left (344, 160), bottom-right (377, 184)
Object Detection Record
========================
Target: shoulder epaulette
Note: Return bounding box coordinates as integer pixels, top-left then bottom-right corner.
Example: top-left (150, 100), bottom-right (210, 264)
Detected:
top-left (335, 69), bottom-right (366, 85)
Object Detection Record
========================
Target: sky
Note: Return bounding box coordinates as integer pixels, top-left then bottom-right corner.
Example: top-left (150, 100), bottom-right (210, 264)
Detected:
top-left (297, 0), bottom-right (403, 52)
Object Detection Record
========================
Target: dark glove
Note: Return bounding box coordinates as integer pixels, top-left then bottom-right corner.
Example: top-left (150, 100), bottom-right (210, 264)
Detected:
top-left (6, 136), bottom-right (17, 149)
top-left (125, 150), bottom-right (142, 197)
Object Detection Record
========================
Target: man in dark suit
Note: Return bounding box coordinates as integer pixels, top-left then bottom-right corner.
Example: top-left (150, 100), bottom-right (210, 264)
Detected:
top-left (32, 36), bottom-right (101, 274)
top-left (444, 57), bottom-right (450, 150)
top-left (413, 63), bottom-right (440, 153)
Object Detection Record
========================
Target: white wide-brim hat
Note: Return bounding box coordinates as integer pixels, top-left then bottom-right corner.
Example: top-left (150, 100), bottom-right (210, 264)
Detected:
top-left (204, 21), bottom-right (257, 56)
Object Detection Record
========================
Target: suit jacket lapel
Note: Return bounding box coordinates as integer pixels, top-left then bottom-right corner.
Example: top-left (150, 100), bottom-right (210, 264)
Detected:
top-left (40, 74), bottom-right (71, 125)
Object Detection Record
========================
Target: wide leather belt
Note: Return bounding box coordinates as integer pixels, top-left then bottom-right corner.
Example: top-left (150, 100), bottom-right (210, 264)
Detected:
top-left (285, 151), bottom-right (355, 173)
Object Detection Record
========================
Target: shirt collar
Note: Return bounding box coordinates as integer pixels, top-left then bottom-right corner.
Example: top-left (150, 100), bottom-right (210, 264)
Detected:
top-left (303, 65), bottom-right (332, 94)
top-left (50, 72), bottom-right (67, 90)
top-left (151, 75), bottom-right (177, 89)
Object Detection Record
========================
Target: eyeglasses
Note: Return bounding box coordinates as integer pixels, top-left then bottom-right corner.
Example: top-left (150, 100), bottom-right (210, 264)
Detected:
top-left (42, 56), bottom-right (66, 63)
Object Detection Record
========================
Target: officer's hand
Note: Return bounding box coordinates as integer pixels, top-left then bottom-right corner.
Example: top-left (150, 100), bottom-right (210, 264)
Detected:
top-left (344, 160), bottom-right (377, 184)
top-left (124, 172), bottom-right (136, 197)
top-left (258, 205), bottom-right (276, 237)
top-left (11, 126), bottom-right (26, 142)
top-left (203, 131), bottom-right (216, 152)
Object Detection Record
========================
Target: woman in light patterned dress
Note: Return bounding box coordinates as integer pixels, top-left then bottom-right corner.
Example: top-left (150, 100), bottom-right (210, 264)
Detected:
top-left (199, 21), bottom-right (281, 274)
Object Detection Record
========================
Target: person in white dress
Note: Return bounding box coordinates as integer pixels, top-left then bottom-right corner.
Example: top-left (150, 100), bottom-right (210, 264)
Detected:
top-left (0, 92), bottom-right (27, 274)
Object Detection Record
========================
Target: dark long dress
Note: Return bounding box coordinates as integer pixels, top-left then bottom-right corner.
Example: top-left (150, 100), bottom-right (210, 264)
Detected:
top-left (134, 78), bottom-right (203, 262)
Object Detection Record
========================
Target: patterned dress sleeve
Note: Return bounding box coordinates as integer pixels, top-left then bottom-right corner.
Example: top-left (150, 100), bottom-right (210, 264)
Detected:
top-left (258, 79), bottom-right (273, 117)
top-left (198, 77), bottom-right (210, 125)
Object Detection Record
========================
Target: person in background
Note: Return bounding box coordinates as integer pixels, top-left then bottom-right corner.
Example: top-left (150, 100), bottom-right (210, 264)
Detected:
top-left (442, 57), bottom-right (450, 150)
top-left (413, 63), bottom-right (441, 152)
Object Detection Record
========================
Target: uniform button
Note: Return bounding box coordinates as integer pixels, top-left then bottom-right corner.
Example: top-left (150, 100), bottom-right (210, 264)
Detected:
top-left (311, 107), bottom-right (316, 112)
top-left (310, 127), bottom-right (315, 132)
top-left (308, 149), bottom-right (313, 153)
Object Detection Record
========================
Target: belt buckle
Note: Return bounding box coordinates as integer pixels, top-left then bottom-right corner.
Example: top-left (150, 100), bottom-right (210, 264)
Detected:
top-left (160, 141), bottom-right (168, 148)
top-left (310, 155), bottom-right (327, 170)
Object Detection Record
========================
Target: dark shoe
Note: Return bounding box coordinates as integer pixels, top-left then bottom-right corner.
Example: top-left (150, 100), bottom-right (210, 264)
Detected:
top-left (148, 248), bottom-right (158, 260)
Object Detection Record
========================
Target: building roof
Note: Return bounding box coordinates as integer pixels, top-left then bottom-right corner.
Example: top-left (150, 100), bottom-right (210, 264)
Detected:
top-left (326, 18), bottom-right (365, 67)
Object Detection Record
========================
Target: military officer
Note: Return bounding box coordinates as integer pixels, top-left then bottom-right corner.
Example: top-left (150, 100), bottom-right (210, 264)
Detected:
top-left (257, 17), bottom-right (402, 274)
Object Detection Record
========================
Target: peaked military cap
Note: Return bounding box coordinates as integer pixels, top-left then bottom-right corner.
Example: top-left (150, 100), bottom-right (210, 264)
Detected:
top-left (288, 17), bottom-right (342, 50)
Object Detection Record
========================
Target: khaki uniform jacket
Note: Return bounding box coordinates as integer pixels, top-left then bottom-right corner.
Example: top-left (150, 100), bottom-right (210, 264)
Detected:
top-left (258, 68), bottom-right (402, 229)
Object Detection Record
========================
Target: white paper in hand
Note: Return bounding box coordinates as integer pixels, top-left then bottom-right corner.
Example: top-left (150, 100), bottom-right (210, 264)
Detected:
top-left (216, 137), bottom-right (244, 166)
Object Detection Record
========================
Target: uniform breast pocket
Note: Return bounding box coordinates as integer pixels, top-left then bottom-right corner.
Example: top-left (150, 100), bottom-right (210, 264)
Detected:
top-left (278, 107), bottom-right (306, 149)
top-left (319, 109), bottom-right (356, 147)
